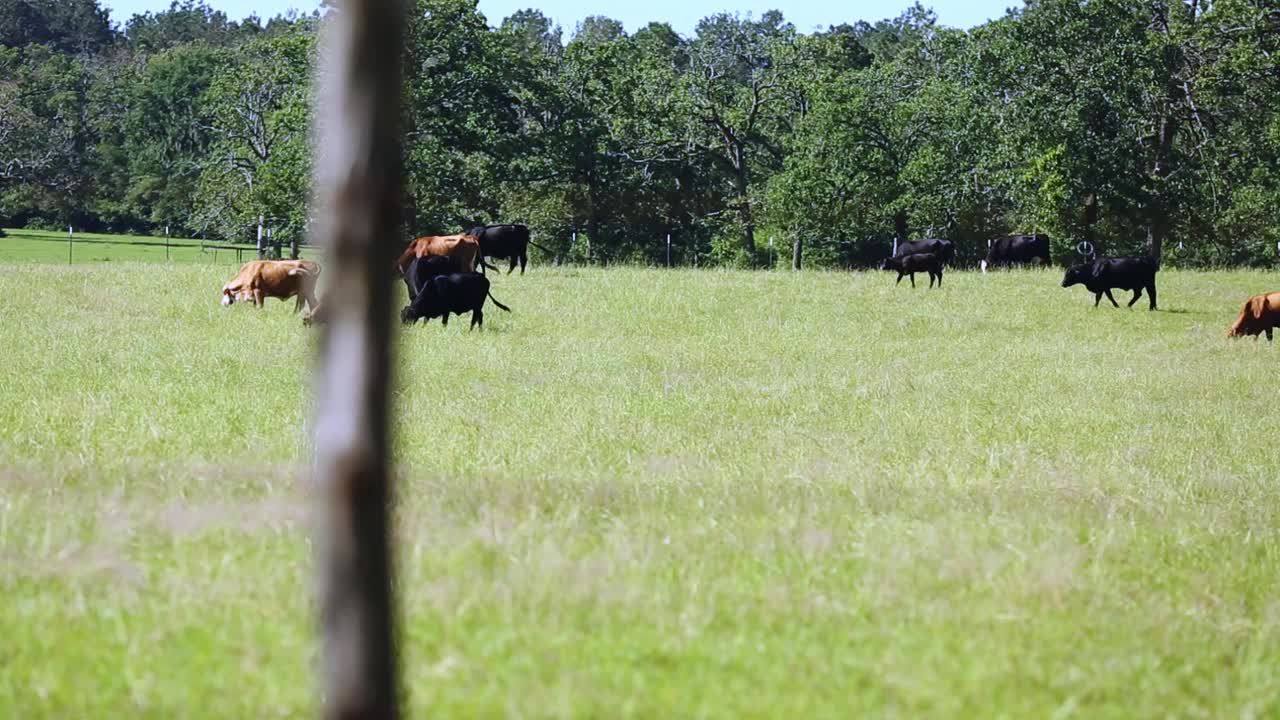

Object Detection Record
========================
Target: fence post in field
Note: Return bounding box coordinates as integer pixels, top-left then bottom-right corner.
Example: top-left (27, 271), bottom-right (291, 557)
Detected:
top-left (310, 0), bottom-right (405, 717)
top-left (257, 216), bottom-right (265, 259)
top-left (166, 225), bottom-right (171, 261)
top-left (666, 233), bottom-right (671, 267)
top-left (67, 226), bottom-right (73, 264)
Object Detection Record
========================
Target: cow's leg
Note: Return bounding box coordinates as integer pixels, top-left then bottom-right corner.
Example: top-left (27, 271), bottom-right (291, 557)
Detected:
top-left (895, 272), bottom-right (904, 286)
top-left (1127, 289), bottom-right (1142, 307)
top-left (1094, 292), bottom-right (1103, 307)
top-left (1147, 283), bottom-right (1157, 311)
top-left (441, 314), bottom-right (448, 327)
top-left (1266, 327), bottom-right (1273, 341)
top-left (1104, 289), bottom-right (1119, 307)
top-left (519, 253), bottom-right (526, 274)
top-left (507, 257), bottom-right (517, 274)
top-left (471, 309), bottom-right (483, 330)
top-left (254, 289), bottom-right (265, 308)
top-left (909, 273), bottom-right (916, 288)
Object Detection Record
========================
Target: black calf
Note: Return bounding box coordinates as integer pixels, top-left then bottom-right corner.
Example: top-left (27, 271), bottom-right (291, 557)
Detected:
top-left (882, 252), bottom-right (943, 288)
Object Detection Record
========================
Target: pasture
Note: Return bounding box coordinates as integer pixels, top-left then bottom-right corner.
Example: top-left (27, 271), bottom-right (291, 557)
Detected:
top-left (1, 259), bottom-right (1278, 717)
top-left (1, 228), bottom-right (319, 264)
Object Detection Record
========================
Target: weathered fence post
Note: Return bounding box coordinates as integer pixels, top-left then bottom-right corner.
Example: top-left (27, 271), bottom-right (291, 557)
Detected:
top-left (67, 226), bottom-right (73, 264)
top-left (165, 225), bottom-right (171, 261)
top-left (310, 0), bottom-right (406, 716)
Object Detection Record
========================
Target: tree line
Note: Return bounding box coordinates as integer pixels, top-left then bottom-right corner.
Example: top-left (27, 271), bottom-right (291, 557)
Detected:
top-left (2, 0), bottom-right (1278, 267)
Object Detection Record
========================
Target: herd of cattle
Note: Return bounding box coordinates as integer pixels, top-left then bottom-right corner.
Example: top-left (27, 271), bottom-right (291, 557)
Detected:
top-left (218, 226), bottom-right (1279, 341)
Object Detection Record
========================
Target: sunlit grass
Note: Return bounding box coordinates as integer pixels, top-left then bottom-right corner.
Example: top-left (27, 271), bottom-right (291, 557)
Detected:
top-left (1, 228), bottom-right (318, 264)
top-left (1, 262), bottom-right (1277, 717)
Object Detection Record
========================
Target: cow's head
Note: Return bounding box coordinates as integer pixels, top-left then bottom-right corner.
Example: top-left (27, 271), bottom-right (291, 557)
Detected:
top-left (221, 287), bottom-right (236, 306)
top-left (1061, 264), bottom-right (1091, 288)
top-left (400, 306), bottom-right (419, 325)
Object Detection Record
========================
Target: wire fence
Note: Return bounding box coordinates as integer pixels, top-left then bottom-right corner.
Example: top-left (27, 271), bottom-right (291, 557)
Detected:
top-left (0, 229), bottom-right (321, 265)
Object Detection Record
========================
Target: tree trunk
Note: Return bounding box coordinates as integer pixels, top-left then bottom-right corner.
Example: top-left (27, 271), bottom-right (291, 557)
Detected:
top-left (731, 157), bottom-right (756, 256)
top-left (1150, 96), bottom-right (1179, 269)
top-left (791, 235), bottom-right (803, 270)
top-left (893, 211), bottom-right (908, 243)
top-left (1083, 192), bottom-right (1099, 255)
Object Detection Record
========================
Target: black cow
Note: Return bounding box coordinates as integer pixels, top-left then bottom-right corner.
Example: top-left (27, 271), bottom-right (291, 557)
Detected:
top-left (401, 272), bottom-right (512, 329)
top-left (882, 252), bottom-right (943, 288)
top-left (468, 224), bottom-right (546, 275)
top-left (894, 238), bottom-right (955, 264)
top-left (403, 255), bottom-right (457, 301)
top-left (1061, 256), bottom-right (1158, 310)
top-left (982, 234), bottom-right (1051, 272)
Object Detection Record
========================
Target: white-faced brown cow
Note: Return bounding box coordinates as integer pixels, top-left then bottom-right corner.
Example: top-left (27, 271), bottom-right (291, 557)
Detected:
top-left (221, 259), bottom-right (322, 312)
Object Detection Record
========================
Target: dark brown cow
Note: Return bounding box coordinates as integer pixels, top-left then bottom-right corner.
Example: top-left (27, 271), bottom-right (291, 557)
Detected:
top-left (1227, 292), bottom-right (1280, 341)
top-left (221, 259), bottom-right (321, 312)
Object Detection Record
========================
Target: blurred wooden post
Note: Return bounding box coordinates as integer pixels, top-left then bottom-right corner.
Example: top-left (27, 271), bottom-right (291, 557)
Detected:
top-left (310, 0), bottom-right (406, 717)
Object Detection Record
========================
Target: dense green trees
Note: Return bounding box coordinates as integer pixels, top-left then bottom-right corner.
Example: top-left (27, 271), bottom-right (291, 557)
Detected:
top-left (1, 0), bottom-right (1277, 267)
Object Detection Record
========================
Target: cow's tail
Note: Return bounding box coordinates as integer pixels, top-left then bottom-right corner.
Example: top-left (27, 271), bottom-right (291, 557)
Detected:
top-left (487, 290), bottom-right (511, 312)
top-left (527, 239), bottom-right (553, 253)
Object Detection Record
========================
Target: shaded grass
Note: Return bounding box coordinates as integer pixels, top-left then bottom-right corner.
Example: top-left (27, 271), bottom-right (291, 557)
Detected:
top-left (1, 262), bottom-right (1278, 717)
top-left (1, 228), bottom-right (319, 264)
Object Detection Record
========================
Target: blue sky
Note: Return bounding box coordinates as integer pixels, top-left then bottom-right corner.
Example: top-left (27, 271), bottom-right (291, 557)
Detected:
top-left (104, 0), bottom-right (1017, 33)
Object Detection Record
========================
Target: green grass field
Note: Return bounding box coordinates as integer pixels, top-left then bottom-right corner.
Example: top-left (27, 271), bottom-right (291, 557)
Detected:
top-left (1, 228), bottom-right (319, 264)
top-left (1, 257), bottom-right (1278, 717)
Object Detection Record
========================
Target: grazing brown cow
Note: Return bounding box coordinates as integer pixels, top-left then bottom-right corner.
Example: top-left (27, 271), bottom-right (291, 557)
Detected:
top-left (221, 259), bottom-right (321, 312)
top-left (1227, 292), bottom-right (1280, 341)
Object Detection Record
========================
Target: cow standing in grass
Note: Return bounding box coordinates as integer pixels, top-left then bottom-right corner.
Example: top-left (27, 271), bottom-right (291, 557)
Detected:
top-left (221, 259), bottom-right (321, 312)
top-left (894, 238), bottom-right (955, 265)
top-left (1227, 292), bottom-right (1280, 341)
top-left (1061, 256), bottom-right (1158, 310)
top-left (468, 224), bottom-right (547, 275)
top-left (882, 252), bottom-right (944, 288)
top-left (401, 272), bottom-right (511, 330)
top-left (982, 234), bottom-right (1050, 272)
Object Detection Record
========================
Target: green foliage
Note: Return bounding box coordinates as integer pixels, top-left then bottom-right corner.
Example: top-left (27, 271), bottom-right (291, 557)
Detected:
top-left (2, 0), bottom-right (1279, 266)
